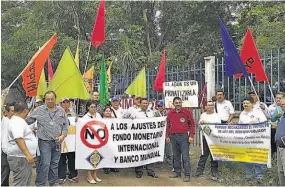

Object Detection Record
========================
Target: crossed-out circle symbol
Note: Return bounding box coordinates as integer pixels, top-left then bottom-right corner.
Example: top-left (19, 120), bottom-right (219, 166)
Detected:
top-left (80, 120), bottom-right (109, 149)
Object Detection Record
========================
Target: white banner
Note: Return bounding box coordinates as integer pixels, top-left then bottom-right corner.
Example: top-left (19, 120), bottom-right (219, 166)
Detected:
top-left (163, 80), bottom-right (198, 108)
top-left (75, 117), bottom-right (166, 170)
top-left (201, 122), bottom-right (271, 167)
top-left (61, 117), bottom-right (76, 153)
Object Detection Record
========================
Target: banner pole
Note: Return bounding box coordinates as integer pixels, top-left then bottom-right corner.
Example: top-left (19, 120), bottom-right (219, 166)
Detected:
top-left (7, 69), bottom-right (25, 89)
top-left (247, 76), bottom-right (260, 103)
top-left (83, 42), bottom-right (92, 74)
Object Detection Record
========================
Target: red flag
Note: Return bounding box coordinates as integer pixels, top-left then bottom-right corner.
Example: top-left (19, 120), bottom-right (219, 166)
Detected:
top-left (91, 0), bottom-right (105, 49)
top-left (154, 49), bottom-right (166, 93)
top-left (235, 28), bottom-right (269, 84)
top-left (47, 56), bottom-right (54, 82)
top-left (199, 82), bottom-right (207, 108)
top-left (22, 34), bottom-right (57, 96)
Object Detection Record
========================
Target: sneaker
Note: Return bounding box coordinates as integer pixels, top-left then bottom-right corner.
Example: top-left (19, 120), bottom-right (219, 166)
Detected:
top-left (68, 177), bottom-right (79, 183)
top-left (183, 176), bottom-right (190, 182)
top-left (58, 179), bottom-right (66, 185)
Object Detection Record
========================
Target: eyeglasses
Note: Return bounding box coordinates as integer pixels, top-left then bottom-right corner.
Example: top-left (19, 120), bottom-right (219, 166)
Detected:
top-left (90, 106), bottom-right (96, 108)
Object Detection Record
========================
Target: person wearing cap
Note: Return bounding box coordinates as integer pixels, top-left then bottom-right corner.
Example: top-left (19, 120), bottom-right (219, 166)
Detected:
top-left (58, 98), bottom-right (79, 184)
top-left (35, 99), bottom-right (43, 108)
top-left (248, 91), bottom-right (270, 119)
top-left (111, 96), bottom-right (124, 118)
top-left (215, 90), bottom-right (235, 124)
top-left (130, 98), bottom-right (158, 178)
top-left (166, 97), bottom-right (195, 182)
top-left (154, 100), bottom-right (172, 165)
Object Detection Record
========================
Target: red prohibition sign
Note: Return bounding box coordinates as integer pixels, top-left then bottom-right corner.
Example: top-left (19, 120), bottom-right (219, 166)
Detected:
top-left (80, 120), bottom-right (109, 149)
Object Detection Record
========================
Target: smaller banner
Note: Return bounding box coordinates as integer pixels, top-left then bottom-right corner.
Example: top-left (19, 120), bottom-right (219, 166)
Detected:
top-left (201, 122), bottom-right (271, 167)
top-left (163, 80), bottom-right (198, 108)
top-left (61, 117), bottom-right (76, 153)
top-left (75, 117), bottom-right (166, 170)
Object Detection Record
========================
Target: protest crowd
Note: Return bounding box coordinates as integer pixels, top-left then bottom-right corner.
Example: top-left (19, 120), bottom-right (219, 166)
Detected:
top-left (1, 89), bottom-right (285, 186)
top-left (1, 1), bottom-right (285, 186)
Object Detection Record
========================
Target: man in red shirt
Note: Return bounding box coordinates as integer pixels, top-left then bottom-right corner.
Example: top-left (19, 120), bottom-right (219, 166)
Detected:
top-left (166, 97), bottom-right (195, 182)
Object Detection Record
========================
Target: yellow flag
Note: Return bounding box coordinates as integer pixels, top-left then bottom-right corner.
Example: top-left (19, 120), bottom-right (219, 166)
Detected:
top-left (74, 41), bottom-right (80, 67)
top-left (125, 67), bottom-right (146, 97)
top-left (106, 61), bottom-right (113, 84)
top-left (83, 66), bottom-right (94, 92)
top-left (48, 47), bottom-right (90, 103)
top-left (36, 69), bottom-right (47, 99)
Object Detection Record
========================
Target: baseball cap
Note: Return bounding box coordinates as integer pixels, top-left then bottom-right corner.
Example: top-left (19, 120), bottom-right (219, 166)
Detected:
top-left (157, 100), bottom-right (164, 107)
top-left (60, 97), bottom-right (70, 103)
top-left (36, 98), bottom-right (42, 103)
top-left (111, 96), bottom-right (120, 102)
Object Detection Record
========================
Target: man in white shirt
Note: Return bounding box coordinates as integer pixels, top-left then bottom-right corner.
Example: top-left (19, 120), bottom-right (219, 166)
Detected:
top-left (7, 102), bottom-right (38, 186)
top-left (131, 98), bottom-right (158, 178)
top-left (1, 89), bottom-right (13, 186)
top-left (248, 91), bottom-right (270, 119)
top-left (194, 101), bottom-right (221, 180)
top-left (111, 96), bottom-right (124, 118)
top-left (123, 96), bottom-right (141, 118)
top-left (215, 90), bottom-right (235, 124)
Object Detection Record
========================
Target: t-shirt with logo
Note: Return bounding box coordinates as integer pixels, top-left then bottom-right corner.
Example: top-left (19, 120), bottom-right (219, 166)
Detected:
top-left (238, 109), bottom-right (267, 124)
top-left (7, 116), bottom-right (38, 157)
top-left (216, 100), bottom-right (235, 121)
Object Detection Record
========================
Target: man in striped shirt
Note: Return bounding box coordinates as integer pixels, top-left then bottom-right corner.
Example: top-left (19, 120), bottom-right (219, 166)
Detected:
top-left (25, 91), bottom-right (68, 186)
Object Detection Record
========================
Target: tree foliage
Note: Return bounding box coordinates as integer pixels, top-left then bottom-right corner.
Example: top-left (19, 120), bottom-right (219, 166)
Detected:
top-left (1, 1), bottom-right (284, 92)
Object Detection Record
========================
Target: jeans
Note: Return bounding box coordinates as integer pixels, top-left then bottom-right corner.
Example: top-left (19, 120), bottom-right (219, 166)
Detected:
top-left (277, 147), bottom-right (285, 186)
top-left (244, 163), bottom-right (263, 179)
top-left (36, 139), bottom-right (61, 186)
top-left (196, 137), bottom-right (218, 175)
top-left (1, 151), bottom-right (10, 186)
top-left (58, 152), bottom-right (77, 179)
top-left (170, 133), bottom-right (191, 176)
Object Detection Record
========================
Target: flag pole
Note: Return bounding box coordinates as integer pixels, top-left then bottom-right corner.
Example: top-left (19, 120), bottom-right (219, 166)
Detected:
top-left (7, 69), bottom-right (25, 89)
top-left (268, 84), bottom-right (276, 104)
top-left (247, 76), bottom-right (260, 102)
top-left (83, 42), bottom-right (92, 74)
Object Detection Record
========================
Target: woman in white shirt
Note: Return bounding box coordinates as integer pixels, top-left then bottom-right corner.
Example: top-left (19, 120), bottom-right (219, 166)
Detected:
top-left (239, 97), bottom-right (267, 183)
top-left (82, 101), bottom-right (102, 184)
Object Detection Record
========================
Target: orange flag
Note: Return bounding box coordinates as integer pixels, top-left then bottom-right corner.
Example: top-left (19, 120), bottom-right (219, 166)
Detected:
top-left (22, 34), bottom-right (57, 96)
top-left (83, 66), bottom-right (94, 92)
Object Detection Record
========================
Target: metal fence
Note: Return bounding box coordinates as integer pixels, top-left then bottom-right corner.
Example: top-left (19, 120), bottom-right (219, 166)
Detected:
top-left (97, 49), bottom-right (284, 111)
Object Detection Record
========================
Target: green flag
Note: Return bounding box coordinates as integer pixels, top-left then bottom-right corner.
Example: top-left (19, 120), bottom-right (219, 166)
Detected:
top-left (99, 55), bottom-right (109, 106)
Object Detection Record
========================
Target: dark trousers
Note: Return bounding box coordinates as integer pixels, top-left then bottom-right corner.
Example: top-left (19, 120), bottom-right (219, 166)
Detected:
top-left (135, 164), bottom-right (155, 175)
top-left (170, 133), bottom-right (191, 176)
top-left (58, 152), bottom-right (77, 179)
top-left (196, 137), bottom-right (218, 175)
top-left (1, 151), bottom-right (10, 186)
top-left (271, 128), bottom-right (277, 155)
